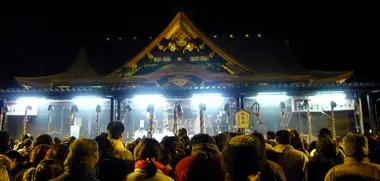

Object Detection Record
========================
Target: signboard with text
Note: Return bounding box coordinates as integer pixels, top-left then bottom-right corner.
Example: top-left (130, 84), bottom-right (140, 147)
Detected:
top-left (235, 109), bottom-right (251, 129)
top-left (292, 96), bottom-right (354, 112)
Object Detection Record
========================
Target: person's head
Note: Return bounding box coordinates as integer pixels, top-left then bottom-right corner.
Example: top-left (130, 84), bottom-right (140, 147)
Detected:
top-left (266, 131), bottom-right (276, 140)
top-left (342, 133), bottom-right (368, 160)
top-left (290, 129), bottom-right (300, 138)
top-left (30, 144), bottom-right (51, 165)
top-left (33, 134), bottom-right (53, 148)
top-left (23, 139), bottom-right (33, 149)
top-left (222, 135), bottom-right (265, 181)
top-left (319, 128), bottom-right (333, 137)
top-left (317, 135), bottom-right (337, 158)
top-left (65, 138), bottom-right (99, 169)
top-left (21, 134), bottom-right (30, 141)
top-left (4, 150), bottom-right (21, 169)
top-left (251, 131), bottom-right (265, 146)
top-left (276, 130), bottom-right (292, 145)
top-left (134, 138), bottom-right (162, 178)
top-left (178, 128), bottom-right (188, 137)
top-left (107, 121), bottom-right (124, 140)
top-left (191, 134), bottom-right (216, 147)
top-left (45, 144), bottom-right (69, 162)
top-left (53, 137), bottom-right (62, 144)
top-left (95, 135), bottom-right (115, 158)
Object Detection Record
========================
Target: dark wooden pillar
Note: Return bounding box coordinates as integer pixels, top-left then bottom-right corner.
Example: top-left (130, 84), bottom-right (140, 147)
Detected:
top-left (367, 93), bottom-right (376, 133)
top-left (110, 97), bottom-right (115, 122)
top-left (116, 98), bottom-right (121, 121)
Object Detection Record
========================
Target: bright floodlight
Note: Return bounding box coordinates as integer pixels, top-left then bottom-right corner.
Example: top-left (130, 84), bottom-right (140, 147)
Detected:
top-left (132, 95), bottom-right (165, 108)
top-left (192, 93), bottom-right (224, 108)
top-left (72, 97), bottom-right (107, 107)
top-left (17, 97), bottom-right (47, 105)
top-left (255, 92), bottom-right (289, 102)
top-left (16, 97), bottom-right (47, 109)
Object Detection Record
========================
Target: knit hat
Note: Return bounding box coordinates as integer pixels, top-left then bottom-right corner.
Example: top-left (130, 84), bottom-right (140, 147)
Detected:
top-left (223, 135), bottom-right (266, 181)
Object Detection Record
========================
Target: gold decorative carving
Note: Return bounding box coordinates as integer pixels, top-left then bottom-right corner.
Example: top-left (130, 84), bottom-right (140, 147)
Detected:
top-left (170, 77), bottom-right (188, 87)
top-left (172, 28), bottom-right (191, 47)
top-left (209, 52), bottom-right (215, 58)
top-left (147, 53), bottom-right (154, 60)
top-left (183, 42), bottom-right (199, 53)
top-left (158, 44), bottom-right (164, 50)
top-left (199, 43), bottom-right (205, 49)
top-left (161, 27), bottom-right (204, 54)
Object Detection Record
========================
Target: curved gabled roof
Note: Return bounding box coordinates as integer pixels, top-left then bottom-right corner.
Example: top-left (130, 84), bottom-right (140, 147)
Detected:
top-left (15, 46), bottom-right (100, 88)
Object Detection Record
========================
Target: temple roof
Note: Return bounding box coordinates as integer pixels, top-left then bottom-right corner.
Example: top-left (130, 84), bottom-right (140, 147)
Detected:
top-left (14, 12), bottom-right (353, 89)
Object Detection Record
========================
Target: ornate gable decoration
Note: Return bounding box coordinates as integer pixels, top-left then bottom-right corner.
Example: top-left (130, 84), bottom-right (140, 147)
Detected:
top-left (158, 26), bottom-right (201, 53)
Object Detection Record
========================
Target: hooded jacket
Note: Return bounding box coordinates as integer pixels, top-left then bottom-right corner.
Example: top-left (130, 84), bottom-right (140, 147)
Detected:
top-left (274, 144), bottom-right (308, 181)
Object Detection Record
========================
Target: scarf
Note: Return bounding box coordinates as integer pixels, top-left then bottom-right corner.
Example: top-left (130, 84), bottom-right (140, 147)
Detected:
top-left (191, 143), bottom-right (221, 159)
top-left (135, 160), bottom-right (171, 175)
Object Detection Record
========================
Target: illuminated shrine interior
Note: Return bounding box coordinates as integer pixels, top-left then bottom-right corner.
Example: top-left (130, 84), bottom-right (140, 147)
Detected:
top-left (4, 91), bottom-right (356, 142)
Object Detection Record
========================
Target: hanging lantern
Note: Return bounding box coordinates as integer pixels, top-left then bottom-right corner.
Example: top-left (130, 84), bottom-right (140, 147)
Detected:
top-left (126, 104), bottom-right (133, 112)
top-left (252, 101), bottom-right (263, 125)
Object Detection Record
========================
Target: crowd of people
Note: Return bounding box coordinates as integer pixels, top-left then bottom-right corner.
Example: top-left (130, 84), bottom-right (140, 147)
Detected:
top-left (0, 122), bottom-right (380, 181)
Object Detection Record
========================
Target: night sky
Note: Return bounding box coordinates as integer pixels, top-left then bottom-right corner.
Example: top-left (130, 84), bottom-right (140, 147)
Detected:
top-left (0, 1), bottom-right (377, 87)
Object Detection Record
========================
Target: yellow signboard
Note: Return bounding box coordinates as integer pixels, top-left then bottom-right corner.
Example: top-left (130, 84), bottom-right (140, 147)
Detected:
top-left (235, 109), bottom-right (251, 129)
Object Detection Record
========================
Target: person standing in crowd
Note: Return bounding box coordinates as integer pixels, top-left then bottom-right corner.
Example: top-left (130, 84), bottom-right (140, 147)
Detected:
top-left (107, 122), bottom-right (133, 161)
top-left (306, 135), bottom-right (343, 181)
top-left (175, 134), bottom-right (224, 181)
top-left (325, 133), bottom-right (380, 181)
top-left (0, 131), bottom-right (11, 154)
top-left (126, 138), bottom-right (173, 181)
top-left (251, 131), bottom-right (286, 181)
top-left (50, 138), bottom-right (99, 181)
top-left (96, 134), bottom-right (134, 181)
top-left (274, 130), bottom-right (308, 181)
top-left (266, 131), bottom-right (278, 147)
top-left (222, 135), bottom-right (266, 181)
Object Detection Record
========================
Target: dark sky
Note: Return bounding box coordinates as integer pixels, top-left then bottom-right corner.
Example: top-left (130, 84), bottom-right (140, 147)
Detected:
top-left (0, 1), bottom-right (377, 86)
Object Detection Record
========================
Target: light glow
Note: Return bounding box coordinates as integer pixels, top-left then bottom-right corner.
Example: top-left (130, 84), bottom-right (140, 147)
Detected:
top-left (255, 92), bottom-right (289, 102)
top-left (72, 97), bottom-right (108, 107)
top-left (17, 97), bottom-right (47, 105)
top-left (132, 95), bottom-right (165, 109)
top-left (313, 91), bottom-right (346, 103)
top-left (192, 93), bottom-right (224, 108)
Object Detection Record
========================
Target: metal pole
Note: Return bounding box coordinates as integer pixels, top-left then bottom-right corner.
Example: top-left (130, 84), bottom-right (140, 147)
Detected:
top-left (358, 97), bottom-right (365, 134)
